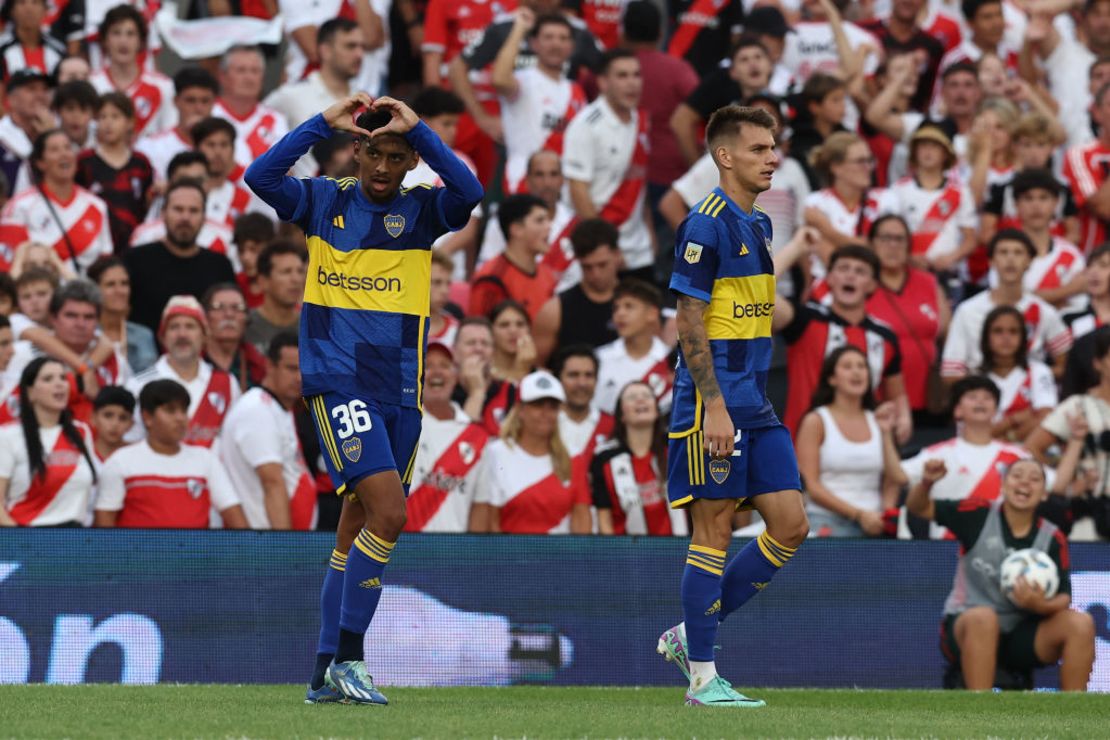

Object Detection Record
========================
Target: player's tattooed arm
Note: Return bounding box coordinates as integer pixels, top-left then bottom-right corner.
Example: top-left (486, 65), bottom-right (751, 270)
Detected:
top-left (675, 295), bottom-right (723, 405)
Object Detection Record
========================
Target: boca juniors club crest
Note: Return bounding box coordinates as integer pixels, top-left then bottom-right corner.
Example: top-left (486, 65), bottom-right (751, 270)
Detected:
top-left (342, 436), bottom-right (363, 463)
top-left (384, 214), bottom-right (405, 238)
top-left (709, 458), bottom-right (731, 484)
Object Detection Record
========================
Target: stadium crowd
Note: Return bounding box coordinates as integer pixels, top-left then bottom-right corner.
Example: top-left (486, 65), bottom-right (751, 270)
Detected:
top-left (0, 0), bottom-right (1107, 550)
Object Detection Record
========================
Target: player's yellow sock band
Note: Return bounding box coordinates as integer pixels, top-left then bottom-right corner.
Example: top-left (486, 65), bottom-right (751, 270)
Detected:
top-left (686, 545), bottom-right (726, 576)
top-left (328, 549), bottom-right (348, 572)
top-left (757, 531), bottom-right (796, 568)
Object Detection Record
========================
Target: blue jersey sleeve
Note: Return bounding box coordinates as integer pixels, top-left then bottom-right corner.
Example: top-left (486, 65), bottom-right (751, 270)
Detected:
top-left (403, 121), bottom-right (484, 231)
top-left (669, 213), bottom-right (721, 303)
top-left (243, 113), bottom-right (333, 222)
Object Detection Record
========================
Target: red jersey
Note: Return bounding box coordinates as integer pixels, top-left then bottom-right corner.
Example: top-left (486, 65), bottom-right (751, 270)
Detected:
top-left (1064, 140), bottom-right (1110, 254)
top-left (422, 0), bottom-right (515, 64)
top-left (475, 438), bottom-right (590, 534)
top-left (866, 269), bottom-right (942, 411)
top-left (591, 441), bottom-right (687, 536)
top-left (575, 0), bottom-right (623, 49)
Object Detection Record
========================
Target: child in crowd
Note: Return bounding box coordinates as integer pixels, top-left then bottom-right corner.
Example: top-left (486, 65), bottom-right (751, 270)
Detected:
top-left (90, 386), bottom-right (136, 463)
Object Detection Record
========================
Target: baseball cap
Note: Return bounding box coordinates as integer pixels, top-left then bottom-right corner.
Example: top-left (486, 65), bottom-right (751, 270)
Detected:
top-left (7, 68), bottom-right (53, 93)
top-left (159, 295), bottom-right (209, 336)
top-left (518, 370), bottom-right (566, 404)
top-left (426, 340), bottom-right (454, 361)
top-left (745, 7), bottom-right (792, 38)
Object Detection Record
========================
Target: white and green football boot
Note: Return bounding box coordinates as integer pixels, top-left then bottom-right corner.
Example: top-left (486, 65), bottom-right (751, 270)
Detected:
top-left (685, 676), bottom-right (765, 708)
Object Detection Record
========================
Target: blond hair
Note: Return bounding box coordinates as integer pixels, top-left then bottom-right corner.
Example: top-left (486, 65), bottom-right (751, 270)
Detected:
top-left (499, 404), bottom-right (572, 483)
top-left (808, 131), bottom-right (865, 186)
top-left (1013, 111), bottom-right (1065, 147)
top-left (969, 97), bottom-right (1019, 162)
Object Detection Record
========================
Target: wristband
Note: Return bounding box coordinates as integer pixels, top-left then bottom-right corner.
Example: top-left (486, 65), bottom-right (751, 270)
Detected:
top-left (75, 363), bottom-right (89, 376)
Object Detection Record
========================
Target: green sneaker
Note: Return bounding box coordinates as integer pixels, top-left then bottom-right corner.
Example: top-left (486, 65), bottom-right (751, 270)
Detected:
top-left (656, 624), bottom-right (691, 681)
top-left (684, 676), bottom-right (765, 708)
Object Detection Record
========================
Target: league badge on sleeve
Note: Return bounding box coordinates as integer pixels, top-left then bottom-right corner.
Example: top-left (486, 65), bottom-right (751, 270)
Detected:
top-left (683, 242), bottom-right (703, 264)
top-left (384, 215), bottom-right (406, 238)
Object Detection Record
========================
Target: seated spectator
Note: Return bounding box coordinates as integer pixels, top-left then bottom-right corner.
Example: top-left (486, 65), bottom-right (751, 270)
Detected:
top-left (219, 332), bottom-right (315, 531)
top-left (404, 341), bottom-right (490, 533)
top-left (90, 385), bottom-right (135, 463)
top-left (212, 45), bottom-right (290, 174)
top-left (594, 279), bottom-right (671, 416)
top-left (126, 296), bottom-right (242, 449)
top-left (554, 344), bottom-right (614, 469)
top-left (942, 230), bottom-right (1072, 381)
top-left (76, 92), bottom-right (154, 254)
top-left (907, 459), bottom-right (1094, 691)
top-left (1, 128), bottom-right (113, 274)
top-left (198, 284), bottom-right (264, 392)
top-left (979, 306), bottom-right (1057, 442)
top-left (244, 241), bottom-right (306, 356)
top-left (469, 194), bottom-right (555, 319)
top-left (453, 316), bottom-right (513, 435)
top-left (489, 301), bottom-right (536, 386)
top-left (51, 80), bottom-right (97, 152)
top-left (312, 132), bottom-right (356, 179)
top-left (427, 251), bottom-right (459, 348)
top-left (797, 346), bottom-right (907, 538)
top-left (94, 379), bottom-right (247, 529)
top-left (470, 370), bottom-right (591, 534)
top-left (902, 376), bottom-right (1030, 540)
top-left (135, 67), bottom-right (218, 184)
top-left (124, 180), bottom-right (237, 333)
top-left (0, 356), bottom-right (98, 527)
top-left (231, 212), bottom-right (275, 310)
top-left (0, 68), bottom-right (51, 197)
top-left (193, 116), bottom-right (275, 225)
top-left (593, 380), bottom-right (687, 536)
top-left (791, 73), bottom-right (850, 189)
top-left (0, 0), bottom-right (66, 83)
top-left (87, 256), bottom-right (158, 375)
top-left (533, 218), bottom-right (621, 366)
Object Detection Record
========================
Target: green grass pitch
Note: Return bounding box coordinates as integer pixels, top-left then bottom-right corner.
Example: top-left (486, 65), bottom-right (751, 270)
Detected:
top-left (3, 685), bottom-right (1109, 738)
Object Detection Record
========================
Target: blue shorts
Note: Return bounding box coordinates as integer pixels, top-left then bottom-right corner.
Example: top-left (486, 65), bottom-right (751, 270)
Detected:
top-left (667, 424), bottom-right (800, 510)
top-left (305, 391), bottom-right (422, 497)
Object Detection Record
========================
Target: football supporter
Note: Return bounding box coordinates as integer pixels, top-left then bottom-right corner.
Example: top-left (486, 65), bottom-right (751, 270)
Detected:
top-left (593, 380), bottom-right (686, 536)
top-left (1064, 81), bottom-right (1110, 255)
top-left (88, 5), bottom-right (174, 138)
top-left (135, 67), bottom-right (218, 185)
top-left (594, 279), bottom-right (670, 416)
top-left (936, 0), bottom-right (1015, 81)
top-left (978, 306), bottom-right (1057, 442)
top-left (0, 357), bottom-right (98, 527)
top-left (468, 194), bottom-right (556, 320)
top-left (780, 0), bottom-right (881, 100)
top-left (1064, 244), bottom-right (1110, 350)
top-left (277, 0), bottom-right (386, 97)
top-left (941, 230), bottom-right (1072, 380)
top-left (192, 116), bottom-right (273, 226)
top-left (94, 378), bottom-right (247, 529)
top-left (130, 153), bottom-right (235, 258)
top-left (213, 45), bottom-right (291, 174)
top-left (244, 241), bottom-right (306, 356)
top-left (453, 317), bottom-right (515, 435)
top-left (909, 458), bottom-right (1095, 690)
top-left (0, 276), bottom-right (14, 315)
top-left (0, 317), bottom-right (20, 423)
top-left (0, 0), bottom-right (66, 82)
top-left (86, 256), bottom-right (158, 374)
top-left (777, 245), bottom-right (910, 441)
top-left (75, 92), bottom-right (154, 254)
top-left (791, 74), bottom-right (850, 189)
top-left (202, 283), bottom-right (266, 392)
top-left (231, 213), bottom-right (275, 310)
top-left (219, 332), bottom-right (316, 530)
top-left (492, 10), bottom-right (585, 195)
top-left (858, 0), bottom-right (945, 112)
top-left (553, 344), bottom-right (613, 471)
top-left (797, 347), bottom-right (907, 538)
top-left (51, 80), bottom-right (96, 152)
top-left (488, 301), bottom-right (536, 386)
top-left (562, 49), bottom-right (654, 281)
top-left (420, 0), bottom-right (513, 88)
top-left (404, 341), bottom-right (490, 533)
top-left (124, 180), bottom-right (237, 333)
top-left (10, 267), bottom-right (54, 337)
top-left (89, 385), bottom-right (135, 462)
top-left (470, 369), bottom-right (591, 534)
top-left (533, 218), bottom-right (621, 365)
top-left (55, 55), bottom-right (90, 83)
top-left (1, 129), bottom-right (113, 275)
top-left (126, 296), bottom-right (241, 449)
top-left (901, 376), bottom-right (1030, 539)
top-left (0, 68), bottom-right (51, 196)
top-left (427, 251), bottom-right (459, 348)
top-left (666, 0), bottom-right (743, 78)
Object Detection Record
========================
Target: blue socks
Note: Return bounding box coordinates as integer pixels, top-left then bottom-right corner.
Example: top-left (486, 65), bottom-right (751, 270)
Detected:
top-left (682, 545), bottom-right (726, 662)
top-left (719, 531), bottom-right (797, 621)
top-left (310, 548), bottom-right (346, 689)
top-left (334, 529), bottom-right (395, 664)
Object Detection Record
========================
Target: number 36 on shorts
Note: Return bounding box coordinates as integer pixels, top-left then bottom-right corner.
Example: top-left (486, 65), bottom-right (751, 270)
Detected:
top-left (331, 399), bottom-right (373, 439)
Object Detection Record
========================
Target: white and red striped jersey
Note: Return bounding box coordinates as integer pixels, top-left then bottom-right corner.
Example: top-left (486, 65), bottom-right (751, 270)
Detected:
top-left (888, 176), bottom-right (977, 260)
top-left (130, 218), bottom-right (236, 266)
top-left (473, 438), bottom-right (589, 533)
top-left (558, 407), bottom-right (614, 459)
top-left (594, 335), bottom-right (671, 415)
top-left (805, 188), bottom-right (898, 239)
top-left (212, 100), bottom-right (290, 174)
top-left (479, 200), bottom-right (580, 291)
top-left (403, 151), bottom-right (481, 281)
top-left (562, 97), bottom-right (653, 270)
top-left (941, 291), bottom-right (1073, 376)
top-left (988, 361), bottom-right (1057, 423)
top-left (500, 68), bottom-right (585, 194)
top-left (206, 178), bottom-right (274, 227)
top-left (988, 237), bottom-right (1086, 313)
top-left (0, 421), bottom-right (97, 526)
top-left (125, 356), bottom-right (242, 447)
top-left (218, 387), bottom-right (316, 530)
top-left (89, 68), bottom-right (176, 138)
top-left (1063, 139), bottom-right (1110, 254)
top-left (134, 127), bottom-right (190, 183)
top-left (404, 404), bottom-right (490, 533)
top-left (95, 439), bottom-right (240, 528)
top-left (0, 185), bottom-right (112, 273)
top-left (902, 436), bottom-right (1029, 539)
top-left (591, 440), bottom-right (687, 536)
top-left (427, 313), bottom-right (459, 348)
top-left (0, 34), bottom-right (66, 81)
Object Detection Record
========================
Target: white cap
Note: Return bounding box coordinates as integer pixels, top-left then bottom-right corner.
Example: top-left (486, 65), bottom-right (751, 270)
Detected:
top-left (518, 370), bottom-right (566, 404)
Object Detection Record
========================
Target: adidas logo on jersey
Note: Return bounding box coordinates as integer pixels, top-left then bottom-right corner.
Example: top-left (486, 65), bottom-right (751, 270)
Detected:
top-left (739, 244), bottom-right (750, 256)
top-left (332, 215), bottom-right (345, 229)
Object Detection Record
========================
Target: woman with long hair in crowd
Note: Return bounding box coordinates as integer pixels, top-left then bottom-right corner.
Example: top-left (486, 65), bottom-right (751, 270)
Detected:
top-left (489, 300), bottom-right (536, 385)
top-left (593, 381), bottom-right (687, 536)
top-left (796, 346), bottom-right (906, 537)
top-left (87, 256), bottom-right (158, 373)
top-left (965, 97), bottom-right (1019, 204)
top-left (0, 357), bottom-right (98, 526)
top-left (469, 370), bottom-right (590, 534)
top-left (978, 305), bottom-right (1057, 442)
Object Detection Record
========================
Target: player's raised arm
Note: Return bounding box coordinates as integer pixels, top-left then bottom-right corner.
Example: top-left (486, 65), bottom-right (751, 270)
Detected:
top-left (244, 93), bottom-right (376, 221)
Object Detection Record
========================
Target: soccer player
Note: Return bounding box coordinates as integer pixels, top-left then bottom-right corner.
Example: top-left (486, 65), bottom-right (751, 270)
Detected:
top-left (656, 105), bottom-right (808, 708)
top-left (244, 93), bottom-right (483, 705)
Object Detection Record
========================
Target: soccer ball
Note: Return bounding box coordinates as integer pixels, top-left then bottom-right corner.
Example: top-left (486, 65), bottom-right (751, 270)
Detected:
top-left (999, 548), bottom-right (1059, 603)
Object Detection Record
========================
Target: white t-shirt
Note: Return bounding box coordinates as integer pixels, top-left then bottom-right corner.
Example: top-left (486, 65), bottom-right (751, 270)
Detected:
top-left (780, 19), bottom-right (880, 129)
top-left (562, 97), bottom-right (652, 270)
top-left (500, 67), bottom-right (582, 193)
top-left (219, 387), bottom-right (315, 530)
top-left (594, 336), bottom-right (670, 415)
top-left (407, 404), bottom-right (488, 533)
top-left (89, 68), bottom-right (177, 138)
top-left (887, 177), bottom-right (977, 260)
top-left (0, 422), bottom-right (97, 526)
top-left (558, 407), bottom-right (611, 459)
top-left (987, 238), bottom-right (1086, 315)
top-left (264, 71), bottom-right (343, 130)
top-left (279, 0), bottom-right (392, 96)
top-left (212, 100), bottom-right (291, 176)
top-left (134, 127), bottom-right (190, 183)
top-left (125, 356), bottom-right (242, 443)
top-left (989, 361), bottom-right (1057, 421)
top-left (941, 291), bottom-right (1072, 376)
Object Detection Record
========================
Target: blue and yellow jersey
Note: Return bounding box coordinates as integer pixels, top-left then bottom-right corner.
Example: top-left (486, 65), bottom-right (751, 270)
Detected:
top-left (668, 187), bottom-right (779, 434)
